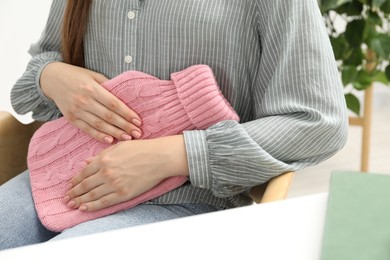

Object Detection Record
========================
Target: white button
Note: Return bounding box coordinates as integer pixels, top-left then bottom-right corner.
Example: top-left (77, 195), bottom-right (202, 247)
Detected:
top-left (125, 55), bottom-right (133, 64)
top-left (127, 11), bottom-right (136, 20)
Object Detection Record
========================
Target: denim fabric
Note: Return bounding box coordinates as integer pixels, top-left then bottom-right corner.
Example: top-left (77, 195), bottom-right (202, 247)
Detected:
top-left (0, 171), bottom-right (220, 251)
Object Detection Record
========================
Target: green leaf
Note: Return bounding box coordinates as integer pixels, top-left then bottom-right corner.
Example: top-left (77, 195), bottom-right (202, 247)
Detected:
top-left (320, 0), bottom-right (354, 12)
top-left (344, 48), bottom-right (364, 66)
top-left (330, 36), bottom-right (350, 60)
top-left (371, 70), bottom-right (390, 84)
top-left (363, 11), bottom-right (383, 47)
top-left (385, 65), bottom-right (390, 81)
top-left (335, 2), bottom-right (364, 15)
top-left (367, 10), bottom-right (382, 26)
top-left (363, 22), bottom-right (378, 46)
top-left (370, 34), bottom-right (390, 59)
top-left (382, 0), bottom-right (390, 13)
top-left (342, 66), bottom-right (358, 85)
top-left (353, 69), bottom-right (373, 90)
top-left (345, 19), bottom-right (365, 48)
top-left (373, 0), bottom-right (387, 7)
top-left (345, 93), bottom-right (361, 115)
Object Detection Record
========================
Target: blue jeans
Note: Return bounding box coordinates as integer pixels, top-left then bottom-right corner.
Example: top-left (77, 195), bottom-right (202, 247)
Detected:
top-left (0, 171), bottom-right (220, 251)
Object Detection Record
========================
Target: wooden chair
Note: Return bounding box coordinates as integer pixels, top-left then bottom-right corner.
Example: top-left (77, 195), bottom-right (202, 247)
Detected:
top-left (0, 111), bottom-right (294, 203)
top-left (348, 85), bottom-right (374, 172)
top-left (0, 111), bottom-right (43, 185)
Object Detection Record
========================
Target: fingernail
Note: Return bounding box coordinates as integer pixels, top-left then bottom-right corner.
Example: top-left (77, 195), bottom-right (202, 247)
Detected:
top-left (85, 157), bottom-right (95, 164)
top-left (132, 131), bottom-right (141, 139)
top-left (132, 119), bottom-right (141, 127)
top-left (79, 205), bottom-right (88, 211)
top-left (104, 136), bottom-right (114, 144)
top-left (67, 200), bottom-right (76, 208)
top-left (121, 134), bottom-right (132, 141)
top-left (63, 195), bottom-right (70, 204)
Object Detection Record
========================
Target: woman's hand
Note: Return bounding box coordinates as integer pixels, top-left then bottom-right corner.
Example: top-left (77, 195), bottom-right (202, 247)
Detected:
top-left (40, 62), bottom-right (142, 143)
top-left (63, 135), bottom-right (189, 212)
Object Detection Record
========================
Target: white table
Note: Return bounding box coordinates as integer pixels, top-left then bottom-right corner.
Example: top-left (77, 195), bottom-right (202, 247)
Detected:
top-left (0, 192), bottom-right (329, 260)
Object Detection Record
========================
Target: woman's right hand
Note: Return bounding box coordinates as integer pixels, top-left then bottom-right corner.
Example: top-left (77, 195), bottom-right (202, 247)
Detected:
top-left (40, 62), bottom-right (142, 144)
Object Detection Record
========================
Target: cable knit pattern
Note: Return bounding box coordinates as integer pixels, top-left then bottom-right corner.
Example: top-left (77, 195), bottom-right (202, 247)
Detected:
top-left (27, 64), bottom-right (239, 231)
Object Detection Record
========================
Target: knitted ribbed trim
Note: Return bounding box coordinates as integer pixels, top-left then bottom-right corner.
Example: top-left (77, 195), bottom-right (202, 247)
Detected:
top-left (171, 65), bottom-right (239, 129)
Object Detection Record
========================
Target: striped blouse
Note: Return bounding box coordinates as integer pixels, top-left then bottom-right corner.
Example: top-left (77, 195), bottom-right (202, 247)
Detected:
top-left (11, 0), bottom-right (348, 209)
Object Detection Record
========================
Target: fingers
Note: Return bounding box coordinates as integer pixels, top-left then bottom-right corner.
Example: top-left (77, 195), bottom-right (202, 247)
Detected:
top-left (91, 84), bottom-right (143, 140)
top-left (71, 94), bottom-right (142, 142)
top-left (91, 71), bottom-right (109, 84)
top-left (95, 85), bottom-right (142, 125)
top-left (64, 161), bottom-right (103, 204)
top-left (74, 111), bottom-right (134, 144)
top-left (64, 165), bottom-right (125, 212)
top-left (65, 184), bottom-right (113, 210)
top-left (73, 119), bottom-right (115, 144)
top-left (89, 99), bottom-right (142, 140)
top-left (70, 190), bottom-right (121, 212)
top-left (68, 160), bottom-right (100, 191)
top-left (64, 154), bottom-right (131, 212)
top-left (85, 156), bottom-right (96, 164)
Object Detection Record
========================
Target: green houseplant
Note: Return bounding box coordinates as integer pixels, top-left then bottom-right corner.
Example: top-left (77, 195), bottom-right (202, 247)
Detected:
top-left (319, 0), bottom-right (390, 115)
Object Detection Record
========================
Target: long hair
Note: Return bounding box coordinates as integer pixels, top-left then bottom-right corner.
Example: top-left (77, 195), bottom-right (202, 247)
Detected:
top-left (61, 0), bottom-right (92, 67)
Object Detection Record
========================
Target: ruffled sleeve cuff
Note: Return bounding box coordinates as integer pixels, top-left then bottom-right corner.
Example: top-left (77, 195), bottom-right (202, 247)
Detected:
top-left (11, 51), bottom-right (63, 121)
top-left (34, 59), bottom-right (60, 104)
top-left (183, 129), bottom-right (212, 190)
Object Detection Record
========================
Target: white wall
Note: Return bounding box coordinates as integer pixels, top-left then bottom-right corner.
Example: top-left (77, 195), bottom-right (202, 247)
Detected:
top-left (0, 0), bottom-right (52, 124)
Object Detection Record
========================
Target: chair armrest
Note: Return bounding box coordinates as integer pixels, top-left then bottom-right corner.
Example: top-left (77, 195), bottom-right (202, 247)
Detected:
top-left (0, 111), bottom-right (43, 185)
top-left (250, 171), bottom-right (295, 203)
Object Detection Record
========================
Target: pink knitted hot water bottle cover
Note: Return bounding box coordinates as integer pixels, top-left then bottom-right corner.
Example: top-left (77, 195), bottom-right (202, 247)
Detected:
top-left (28, 64), bottom-right (239, 231)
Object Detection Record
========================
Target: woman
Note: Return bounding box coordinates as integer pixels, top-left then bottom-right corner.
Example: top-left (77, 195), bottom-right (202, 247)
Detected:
top-left (1, 0), bottom-right (348, 250)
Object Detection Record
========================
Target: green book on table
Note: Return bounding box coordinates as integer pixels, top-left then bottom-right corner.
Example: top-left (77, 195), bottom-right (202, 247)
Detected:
top-left (320, 171), bottom-right (390, 260)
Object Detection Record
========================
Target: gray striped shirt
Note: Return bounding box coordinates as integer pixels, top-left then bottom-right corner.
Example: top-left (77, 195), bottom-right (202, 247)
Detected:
top-left (11, 0), bottom-right (348, 209)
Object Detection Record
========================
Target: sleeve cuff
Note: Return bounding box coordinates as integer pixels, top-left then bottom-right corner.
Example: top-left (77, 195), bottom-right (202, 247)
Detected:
top-left (35, 60), bottom-right (58, 105)
top-left (183, 130), bottom-right (211, 190)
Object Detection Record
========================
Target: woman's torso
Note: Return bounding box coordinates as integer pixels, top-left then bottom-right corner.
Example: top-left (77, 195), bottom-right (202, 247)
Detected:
top-left (85, 0), bottom-right (263, 123)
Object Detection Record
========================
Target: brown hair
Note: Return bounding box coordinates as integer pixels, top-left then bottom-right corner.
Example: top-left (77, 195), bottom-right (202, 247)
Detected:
top-left (61, 0), bottom-right (92, 67)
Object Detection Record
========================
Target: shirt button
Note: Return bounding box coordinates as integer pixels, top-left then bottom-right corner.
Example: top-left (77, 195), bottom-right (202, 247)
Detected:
top-left (125, 55), bottom-right (133, 64)
top-left (127, 11), bottom-right (136, 20)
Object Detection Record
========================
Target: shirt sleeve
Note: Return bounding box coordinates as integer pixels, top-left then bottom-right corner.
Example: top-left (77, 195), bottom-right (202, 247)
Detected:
top-left (183, 0), bottom-right (349, 198)
top-left (10, 0), bottom-right (66, 121)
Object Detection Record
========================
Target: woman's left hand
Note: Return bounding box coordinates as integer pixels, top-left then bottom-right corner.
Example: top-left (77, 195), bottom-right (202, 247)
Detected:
top-left (63, 135), bottom-right (189, 212)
